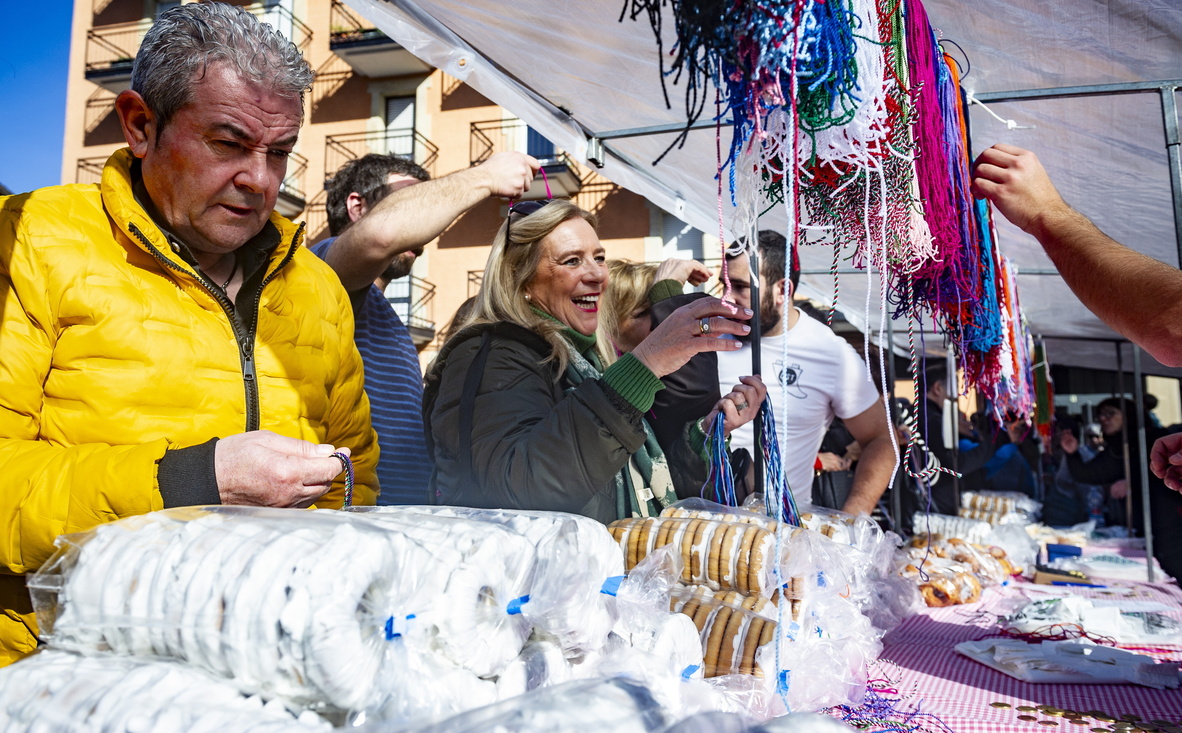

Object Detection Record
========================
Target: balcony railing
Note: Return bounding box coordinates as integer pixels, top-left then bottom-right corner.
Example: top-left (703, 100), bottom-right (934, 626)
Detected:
top-left (85, 4), bottom-right (311, 92)
top-left (76, 156), bottom-right (108, 185)
top-left (301, 190), bottom-right (329, 244)
top-left (324, 129), bottom-right (439, 181)
top-left (468, 270), bottom-right (484, 298)
top-left (386, 275), bottom-right (436, 345)
top-left (328, 0), bottom-right (429, 77)
top-left (470, 119), bottom-right (583, 199)
top-left (275, 151), bottom-right (308, 218)
top-left (84, 19), bottom-right (148, 91)
top-left (329, 0), bottom-right (386, 46)
top-left (252, 2), bottom-right (312, 54)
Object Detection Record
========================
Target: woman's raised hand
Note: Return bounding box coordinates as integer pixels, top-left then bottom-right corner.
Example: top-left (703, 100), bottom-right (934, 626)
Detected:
top-left (630, 297), bottom-right (750, 378)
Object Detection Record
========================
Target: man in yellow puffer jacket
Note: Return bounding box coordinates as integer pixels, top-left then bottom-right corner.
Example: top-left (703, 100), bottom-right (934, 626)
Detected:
top-left (0, 2), bottom-right (379, 665)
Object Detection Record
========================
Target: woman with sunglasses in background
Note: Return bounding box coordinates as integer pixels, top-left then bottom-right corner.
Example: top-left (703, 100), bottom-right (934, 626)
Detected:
top-left (422, 199), bottom-right (766, 522)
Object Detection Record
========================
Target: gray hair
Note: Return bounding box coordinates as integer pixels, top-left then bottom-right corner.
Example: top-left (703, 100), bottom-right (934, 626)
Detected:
top-left (131, 1), bottom-right (314, 132)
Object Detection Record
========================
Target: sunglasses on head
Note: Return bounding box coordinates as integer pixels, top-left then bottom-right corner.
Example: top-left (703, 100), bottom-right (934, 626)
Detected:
top-left (505, 166), bottom-right (553, 244)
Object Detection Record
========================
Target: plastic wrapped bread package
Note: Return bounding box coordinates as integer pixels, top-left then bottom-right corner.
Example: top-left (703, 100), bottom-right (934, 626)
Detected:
top-left (366, 677), bottom-right (674, 733)
top-left (602, 544), bottom-right (706, 678)
top-left (494, 637), bottom-right (572, 701)
top-left (0, 650), bottom-right (331, 732)
top-left (959, 489), bottom-right (1041, 524)
top-left (911, 512), bottom-right (992, 543)
top-left (608, 516), bottom-right (782, 598)
top-left (361, 505), bottom-right (623, 658)
top-left (342, 508), bottom-right (537, 679)
top-left (755, 591), bottom-right (882, 713)
top-left (28, 506), bottom-right (404, 711)
top-left (353, 644), bottom-right (498, 727)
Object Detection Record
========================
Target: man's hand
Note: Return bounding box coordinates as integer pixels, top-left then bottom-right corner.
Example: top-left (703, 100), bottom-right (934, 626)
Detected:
top-left (215, 430), bottom-right (350, 508)
top-left (476, 151), bottom-right (541, 199)
top-left (702, 376), bottom-right (767, 437)
top-left (1110, 478), bottom-right (1129, 500)
top-left (1059, 429), bottom-right (1080, 456)
top-left (1151, 433), bottom-right (1182, 491)
top-left (654, 258), bottom-right (711, 286)
top-left (970, 143), bottom-right (1069, 236)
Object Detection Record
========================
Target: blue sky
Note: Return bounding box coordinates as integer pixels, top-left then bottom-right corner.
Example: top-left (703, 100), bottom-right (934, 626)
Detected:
top-left (0, 0), bottom-right (73, 194)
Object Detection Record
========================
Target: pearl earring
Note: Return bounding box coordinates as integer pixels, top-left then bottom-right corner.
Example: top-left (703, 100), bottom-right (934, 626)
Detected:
top-left (524, 293), bottom-right (532, 301)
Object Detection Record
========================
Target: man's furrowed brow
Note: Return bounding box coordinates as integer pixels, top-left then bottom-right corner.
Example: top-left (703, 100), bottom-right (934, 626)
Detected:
top-left (210, 123), bottom-right (298, 151)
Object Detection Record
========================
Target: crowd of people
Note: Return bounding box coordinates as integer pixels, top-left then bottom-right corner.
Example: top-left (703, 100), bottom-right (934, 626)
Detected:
top-left (2, 0), bottom-right (1181, 668)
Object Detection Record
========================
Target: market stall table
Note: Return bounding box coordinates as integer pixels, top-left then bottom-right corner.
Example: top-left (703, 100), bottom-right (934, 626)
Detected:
top-left (876, 578), bottom-right (1182, 732)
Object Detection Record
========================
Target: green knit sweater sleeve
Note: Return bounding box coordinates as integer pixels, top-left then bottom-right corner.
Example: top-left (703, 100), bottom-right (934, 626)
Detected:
top-left (602, 352), bottom-right (664, 413)
top-left (648, 279), bottom-right (684, 304)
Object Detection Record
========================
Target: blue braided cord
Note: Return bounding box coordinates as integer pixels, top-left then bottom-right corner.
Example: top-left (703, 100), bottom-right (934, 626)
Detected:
top-left (759, 401), bottom-right (802, 526)
top-left (702, 413), bottom-right (737, 506)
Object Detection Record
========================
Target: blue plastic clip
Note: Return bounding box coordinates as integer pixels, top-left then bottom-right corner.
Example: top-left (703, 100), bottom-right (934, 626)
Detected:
top-left (681, 664), bottom-right (701, 680)
top-left (384, 613), bottom-right (416, 640)
top-left (507, 595), bottom-right (530, 615)
top-left (600, 576), bottom-right (625, 597)
top-left (777, 670), bottom-right (791, 693)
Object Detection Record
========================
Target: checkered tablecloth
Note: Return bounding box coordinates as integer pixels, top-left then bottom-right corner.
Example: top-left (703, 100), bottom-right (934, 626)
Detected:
top-left (872, 579), bottom-right (1182, 732)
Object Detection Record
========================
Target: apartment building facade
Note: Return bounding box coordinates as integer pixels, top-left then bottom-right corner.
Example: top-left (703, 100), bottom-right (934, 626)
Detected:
top-left (62, 0), bottom-right (715, 364)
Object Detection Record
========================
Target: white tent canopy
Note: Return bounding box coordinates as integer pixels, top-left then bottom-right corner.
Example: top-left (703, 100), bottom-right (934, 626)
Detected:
top-left (345, 0), bottom-right (1182, 377)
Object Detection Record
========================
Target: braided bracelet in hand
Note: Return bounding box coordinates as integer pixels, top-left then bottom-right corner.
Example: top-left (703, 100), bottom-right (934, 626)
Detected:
top-left (331, 451), bottom-right (355, 507)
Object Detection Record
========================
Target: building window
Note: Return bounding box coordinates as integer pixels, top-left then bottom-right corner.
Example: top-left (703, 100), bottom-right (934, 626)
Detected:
top-left (385, 95), bottom-right (415, 158)
top-left (154, 1), bottom-right (180, 19)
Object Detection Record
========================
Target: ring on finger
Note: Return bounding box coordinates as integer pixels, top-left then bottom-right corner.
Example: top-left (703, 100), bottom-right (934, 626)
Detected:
top-left (734, 401), bottom-right (749, 412)
top-left (698, 317), bottom-right (712, 334)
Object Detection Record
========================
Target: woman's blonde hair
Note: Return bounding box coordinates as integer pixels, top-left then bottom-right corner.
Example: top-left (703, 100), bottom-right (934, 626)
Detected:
top-left (456, 199), bottom-right (598, 374)
top-left (597, 259), bottom-right (657, 365)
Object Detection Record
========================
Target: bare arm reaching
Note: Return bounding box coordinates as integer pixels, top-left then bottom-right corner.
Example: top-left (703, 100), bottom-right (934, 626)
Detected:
top-left (971, 143), bottom-right (1182, 367)
top-left (326, 151), bottom-right (540, 292)
top-left (839, 398), bottom-right (895, 515)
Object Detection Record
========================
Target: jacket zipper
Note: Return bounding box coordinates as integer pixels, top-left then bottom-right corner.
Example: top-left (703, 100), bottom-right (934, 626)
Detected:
top-left (128, 221), bottom-right (302, 432)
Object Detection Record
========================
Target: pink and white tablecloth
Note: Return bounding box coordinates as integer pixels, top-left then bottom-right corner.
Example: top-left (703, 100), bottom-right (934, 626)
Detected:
top-left (871, 578), bottom-right (1182, 732)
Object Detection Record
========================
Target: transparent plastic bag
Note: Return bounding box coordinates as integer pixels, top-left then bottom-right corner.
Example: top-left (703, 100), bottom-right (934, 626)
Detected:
top-left (910, 512), bottom-right (992, 543)
top-left (362, 506), bottom-right (622, 658)
top-left (609, 516), bottom-right (786, 598)
top-left (0, 650), bottom-right (331, 732)
top-left (368, 677), bottom-right (674, 733)
top-left (28, 506), bottom-right (402, 711)
top-left (895, 548), bottom-right (984, 606)
top-left (959, 489), bottom-right (1041, 524)
top-left (344, 508), bottom-right (537, 678)
top-left (757, 592), bottom-right (881, 713)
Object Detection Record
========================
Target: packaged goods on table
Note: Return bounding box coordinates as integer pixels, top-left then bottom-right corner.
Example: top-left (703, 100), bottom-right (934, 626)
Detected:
top-left (608, 500), bottom-right (885, 713)
top-left (28, 507), bottom-right (402, 711)
top-left (896, 534), bottom-right (1022, 607)
top-left (959, 490), bottom-right (1041, 525)
top-left (355, 505), bottom-right (624, 658)
top-left (0, 650), bottom-right (331, 732)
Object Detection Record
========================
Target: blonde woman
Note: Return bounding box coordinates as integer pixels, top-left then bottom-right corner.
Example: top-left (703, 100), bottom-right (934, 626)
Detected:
top-left (423, 200), bottom-right (765, 522)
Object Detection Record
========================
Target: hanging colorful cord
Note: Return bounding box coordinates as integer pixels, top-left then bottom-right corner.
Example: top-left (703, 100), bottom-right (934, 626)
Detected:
top-left (702, 413), bottom-right (738, 507)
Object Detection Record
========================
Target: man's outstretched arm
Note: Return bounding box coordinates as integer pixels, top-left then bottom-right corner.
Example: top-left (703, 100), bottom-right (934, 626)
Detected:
top-left (972, 143), bottom-right (1182, 367)
top-left (325, 151), bottom-right (539, 291)
top-left (841, 397), bottom-right (895, 515)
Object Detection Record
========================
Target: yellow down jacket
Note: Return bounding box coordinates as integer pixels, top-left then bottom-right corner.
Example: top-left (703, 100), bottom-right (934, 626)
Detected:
top-left (0, 149), bottom-right (378, 665)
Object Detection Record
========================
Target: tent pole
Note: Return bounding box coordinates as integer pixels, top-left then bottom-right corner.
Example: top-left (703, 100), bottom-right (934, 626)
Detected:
top-left (1116, 343), bottom-right (1134, 534)
top-left (886, 312), bottom-right (903, 531)
top-left (749, 248), bottom-right (765, 501)
top-left (1159, 87), bottom-right (1182, 268)
top-left (1133, 346), bottom-right (1155, 583)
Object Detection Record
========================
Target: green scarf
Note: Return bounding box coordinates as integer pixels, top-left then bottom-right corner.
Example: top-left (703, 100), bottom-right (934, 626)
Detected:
top-left (556, 328), bottom-right (676, 520)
